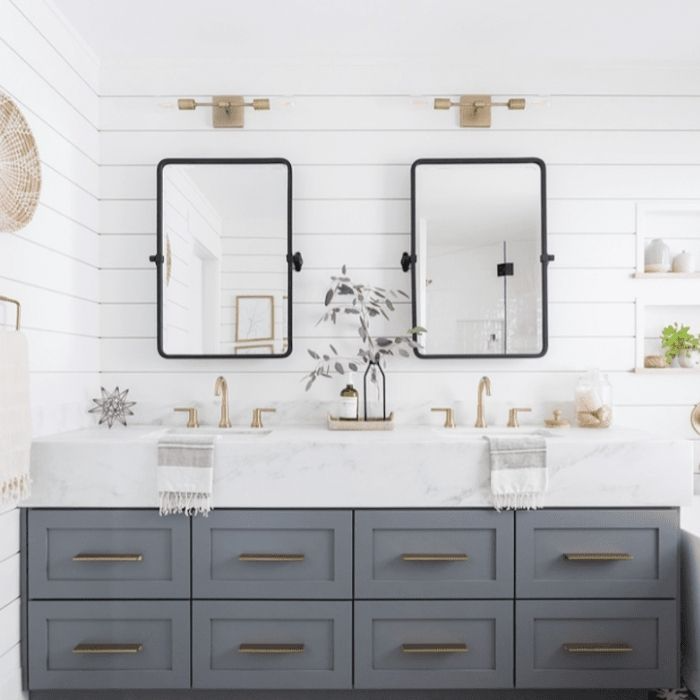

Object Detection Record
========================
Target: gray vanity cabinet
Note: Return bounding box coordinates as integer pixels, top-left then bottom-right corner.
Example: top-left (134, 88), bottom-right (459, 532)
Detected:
top-left (24, 506), bottom-right (680, 692)
top-left (193, 601), bottom-right (352, 689)
top-left (354, 509), bottom-right (514, 599)
top-left (192, 509), bottom-right (352, 599)
top-left (354, 600), bottom-right (513, 689)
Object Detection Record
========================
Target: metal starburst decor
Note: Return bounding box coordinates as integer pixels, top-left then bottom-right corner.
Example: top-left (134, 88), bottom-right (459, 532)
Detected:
top-left (88, 386), bottom-right (136, 428)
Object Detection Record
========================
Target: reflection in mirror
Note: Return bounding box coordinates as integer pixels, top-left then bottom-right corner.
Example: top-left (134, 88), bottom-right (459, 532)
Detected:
top-left (156, 159), bottom-right (291, 358)
top-left (411, 158), bottom-right (549, 357)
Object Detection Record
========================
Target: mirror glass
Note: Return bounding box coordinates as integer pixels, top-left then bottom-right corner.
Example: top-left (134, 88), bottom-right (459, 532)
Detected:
top-left (411, 158), bottom-right (548, 357)
top-left (157, 159), bottom-right (291, 358)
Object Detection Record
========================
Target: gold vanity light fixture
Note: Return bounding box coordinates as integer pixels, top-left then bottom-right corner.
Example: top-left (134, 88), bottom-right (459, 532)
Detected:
top-left (177, 95), bottom-right (270, 128)
top-left (433, 95), bottom-right (526, 128)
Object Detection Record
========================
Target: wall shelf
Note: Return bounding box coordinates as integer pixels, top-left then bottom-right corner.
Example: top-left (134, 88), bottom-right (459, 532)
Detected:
top-left (633, 272), bottom-right (700, 279)
top-left (634, 367), bottom-right (700, 374)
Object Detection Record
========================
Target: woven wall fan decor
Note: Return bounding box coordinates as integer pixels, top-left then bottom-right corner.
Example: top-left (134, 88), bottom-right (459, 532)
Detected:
top-left (0, 94), bottom-right (41, 232)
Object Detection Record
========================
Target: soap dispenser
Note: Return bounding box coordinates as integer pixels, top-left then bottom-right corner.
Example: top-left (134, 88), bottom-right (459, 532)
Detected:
top-left (338, 375), bottom-right (359, 421)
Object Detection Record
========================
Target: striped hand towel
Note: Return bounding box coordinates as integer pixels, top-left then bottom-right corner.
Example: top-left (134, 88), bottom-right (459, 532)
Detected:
top-left (485, 434), bottom-right (547, 510)
top-left (157, 434), bottom-right (215, 516)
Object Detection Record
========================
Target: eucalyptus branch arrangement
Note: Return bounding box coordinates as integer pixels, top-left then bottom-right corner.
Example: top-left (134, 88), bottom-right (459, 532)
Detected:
top-left (304, 266), bottom-right (425, 391)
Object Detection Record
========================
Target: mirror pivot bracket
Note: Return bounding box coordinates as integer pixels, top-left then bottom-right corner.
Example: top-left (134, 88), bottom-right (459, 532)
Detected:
top-left (401, 252), bottom-right (416, 272)
top-left (149, 254), bottom-right (164, 265)
top-left (288, 251), bottom-right (303, 272)
top-left (541, 253), bottom-right (555, 264)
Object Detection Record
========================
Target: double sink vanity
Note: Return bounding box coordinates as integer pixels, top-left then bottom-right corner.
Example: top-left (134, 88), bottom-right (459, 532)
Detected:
top-left (22, 423), bottom-right (693, 693)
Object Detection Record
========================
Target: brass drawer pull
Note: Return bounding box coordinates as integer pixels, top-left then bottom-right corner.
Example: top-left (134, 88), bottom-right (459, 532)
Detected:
top-left (402, 643), bottom-right (469, 654)
top-left (563, 553), bottom-right (633, 562)
top-left (73, 643), bottom-right (143, 655)
top-left (239, 643), bottom-right (305, 654)
top-left (401, 553), bottom-right (469, 562)
top-left (239, 553), bottom-right (305, 562)
top-left (72, 553), bottom-right (144, 563)
top-left (563, 643), bottom-right (633, 654)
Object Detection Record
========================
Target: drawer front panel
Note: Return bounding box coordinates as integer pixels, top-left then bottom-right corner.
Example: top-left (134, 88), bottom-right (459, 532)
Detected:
top-left (355, 600), bottom-right (513, 689)
top-left (28, 509), bottom-right (190, 599)
top-left (516, 600), bottom-right (679, 689)
top-left (516, 509), bottom-right (679, 598)
top-left (192, 601), bottom-right (352, 689)
top-left (355, 510), bottom-right (514, 598)
top-left (28, 600), bottom-right (190, 689)
top-left (192, 510), bottom-right (352, 599)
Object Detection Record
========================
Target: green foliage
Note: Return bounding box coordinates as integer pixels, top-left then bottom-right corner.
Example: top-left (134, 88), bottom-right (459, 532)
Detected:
top-left (660, 322), bottom-right (699, 364)
top-left (304, 266), bottom-right (425, 391)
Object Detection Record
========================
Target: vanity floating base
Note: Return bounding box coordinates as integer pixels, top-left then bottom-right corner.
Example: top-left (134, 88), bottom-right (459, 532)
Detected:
top-left (23, 507), bottom-right (680, 692)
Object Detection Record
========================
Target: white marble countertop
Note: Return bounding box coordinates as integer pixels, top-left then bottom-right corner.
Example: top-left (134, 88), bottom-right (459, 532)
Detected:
top-left (25, 424), bottom-right (694, 509)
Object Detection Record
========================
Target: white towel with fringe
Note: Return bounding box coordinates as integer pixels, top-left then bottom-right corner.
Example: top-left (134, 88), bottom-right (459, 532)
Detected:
top-left (485, 434), bottom-right (547, 510)
top-left (0, 331), bottom-right (32, 505)
top-left (157, 434), bottom-right (215, 515)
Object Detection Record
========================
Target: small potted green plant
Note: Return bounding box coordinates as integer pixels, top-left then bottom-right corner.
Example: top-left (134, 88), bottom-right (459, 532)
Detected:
top-left (660, 323), bottom-right (700, 368)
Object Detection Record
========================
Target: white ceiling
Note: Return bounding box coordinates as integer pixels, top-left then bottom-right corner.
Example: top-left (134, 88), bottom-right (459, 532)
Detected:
top-left (52, 0), bottom-right (700, 67)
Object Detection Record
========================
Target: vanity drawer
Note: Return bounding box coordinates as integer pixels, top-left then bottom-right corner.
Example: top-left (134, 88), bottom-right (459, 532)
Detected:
top-left (354, 600), bottom-right (513, 689)
top-left (27, 600), bottom-right (190, 690)
top-left (27, 509), bottom-right (190, 599)
top-left (192, 600), bottom-right (352, 689)
top-left (515, 509), bottom-right (679, 598)
top-left (516, 599), bottom-right (679, 689)
top-left (355, 509), bottom-right (514, 598)
top-left (192, 510), bottom-right (352, 599)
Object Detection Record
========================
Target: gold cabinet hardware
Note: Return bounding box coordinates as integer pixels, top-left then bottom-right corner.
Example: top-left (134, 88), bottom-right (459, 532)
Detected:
top-left (401, 643), bottom-right (469, 654)
top-left (174, 406), bottom-right (199, 428)
top-left (239, 553), bottom-right (305, 562)
top-left (401, 553), bottom-right (469, 562)
top-left (563, 553), bottom-right (633, 561)
top-left (507, 407), bottom-right (532, 428)
top-left (431, 407), bottom-right (456, 428)
top-left (72, 553), bottom-right (143, 562)
top-left (251, 407), bottom-right (276, 429)
top-left (239, 643), bottom-right (305, 654)
top-left (563, 643), bottom-right (633, 654)
top-left (73, 643), bottom-right (143, 655)
top-left (0, 295), bottom-right (21, 330)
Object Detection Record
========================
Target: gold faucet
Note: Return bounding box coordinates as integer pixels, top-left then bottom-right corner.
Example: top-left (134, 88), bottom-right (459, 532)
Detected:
top-left (475, 376), bottom-right (492, 428)
top-left (251, 407), bottom-right (276, 429)
top-left (214, 376), bottom-right (232, 428)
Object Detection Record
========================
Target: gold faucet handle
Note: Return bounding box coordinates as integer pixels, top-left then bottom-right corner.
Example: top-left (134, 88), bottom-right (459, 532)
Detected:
top-left (174, 407), bottom-right (199, 428)
top-left (431, 407), bottom-right (456, 428)
top-left (251, 407), bottom-right (276, 429)
top-left (507, 407), bottom-right (532, 428)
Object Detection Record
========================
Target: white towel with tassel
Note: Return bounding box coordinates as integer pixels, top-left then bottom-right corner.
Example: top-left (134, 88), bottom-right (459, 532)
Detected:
top-left (0, 331), bottom-right (32, 505)
top-left (485, 434), bottom-right (547, 510)
top-left (157, 434), bottom-right (215, 516)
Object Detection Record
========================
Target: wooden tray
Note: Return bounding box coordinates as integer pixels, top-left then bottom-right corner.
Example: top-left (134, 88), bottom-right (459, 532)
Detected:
top-left (327, 412), bottom-right (395, 431)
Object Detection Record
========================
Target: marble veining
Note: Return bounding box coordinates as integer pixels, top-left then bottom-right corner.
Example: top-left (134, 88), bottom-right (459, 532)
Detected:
top-left (25, 425), bottom-right (693, 509)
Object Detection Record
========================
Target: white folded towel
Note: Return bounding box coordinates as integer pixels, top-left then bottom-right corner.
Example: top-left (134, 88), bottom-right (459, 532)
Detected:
top-left (0, 331), bottom-right (32, 505)
top-left (157, 434), bottom-right (215, 516)
top-left (485, 434), bottom-right (547, 511)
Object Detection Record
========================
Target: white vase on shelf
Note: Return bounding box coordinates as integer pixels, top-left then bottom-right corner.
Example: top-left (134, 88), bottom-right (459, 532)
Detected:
top-left (679, 350), bottom-right (700, 369)
top-left (644, 238), bottom-right (671, 272)
top-left (672, 250), bottom-right (695, 273)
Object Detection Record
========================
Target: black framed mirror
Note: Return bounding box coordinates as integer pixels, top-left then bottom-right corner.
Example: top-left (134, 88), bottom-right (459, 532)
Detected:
top-left (153, 158), bottom-right (299, 359)
top-left (407, 157), bottom-right (552, 358)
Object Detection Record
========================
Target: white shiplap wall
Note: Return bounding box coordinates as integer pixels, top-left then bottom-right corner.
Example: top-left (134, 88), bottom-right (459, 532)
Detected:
top-left (0, 0), bottom-right (100, 697)
top-left (99, 84), bottom-right (700, 464)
